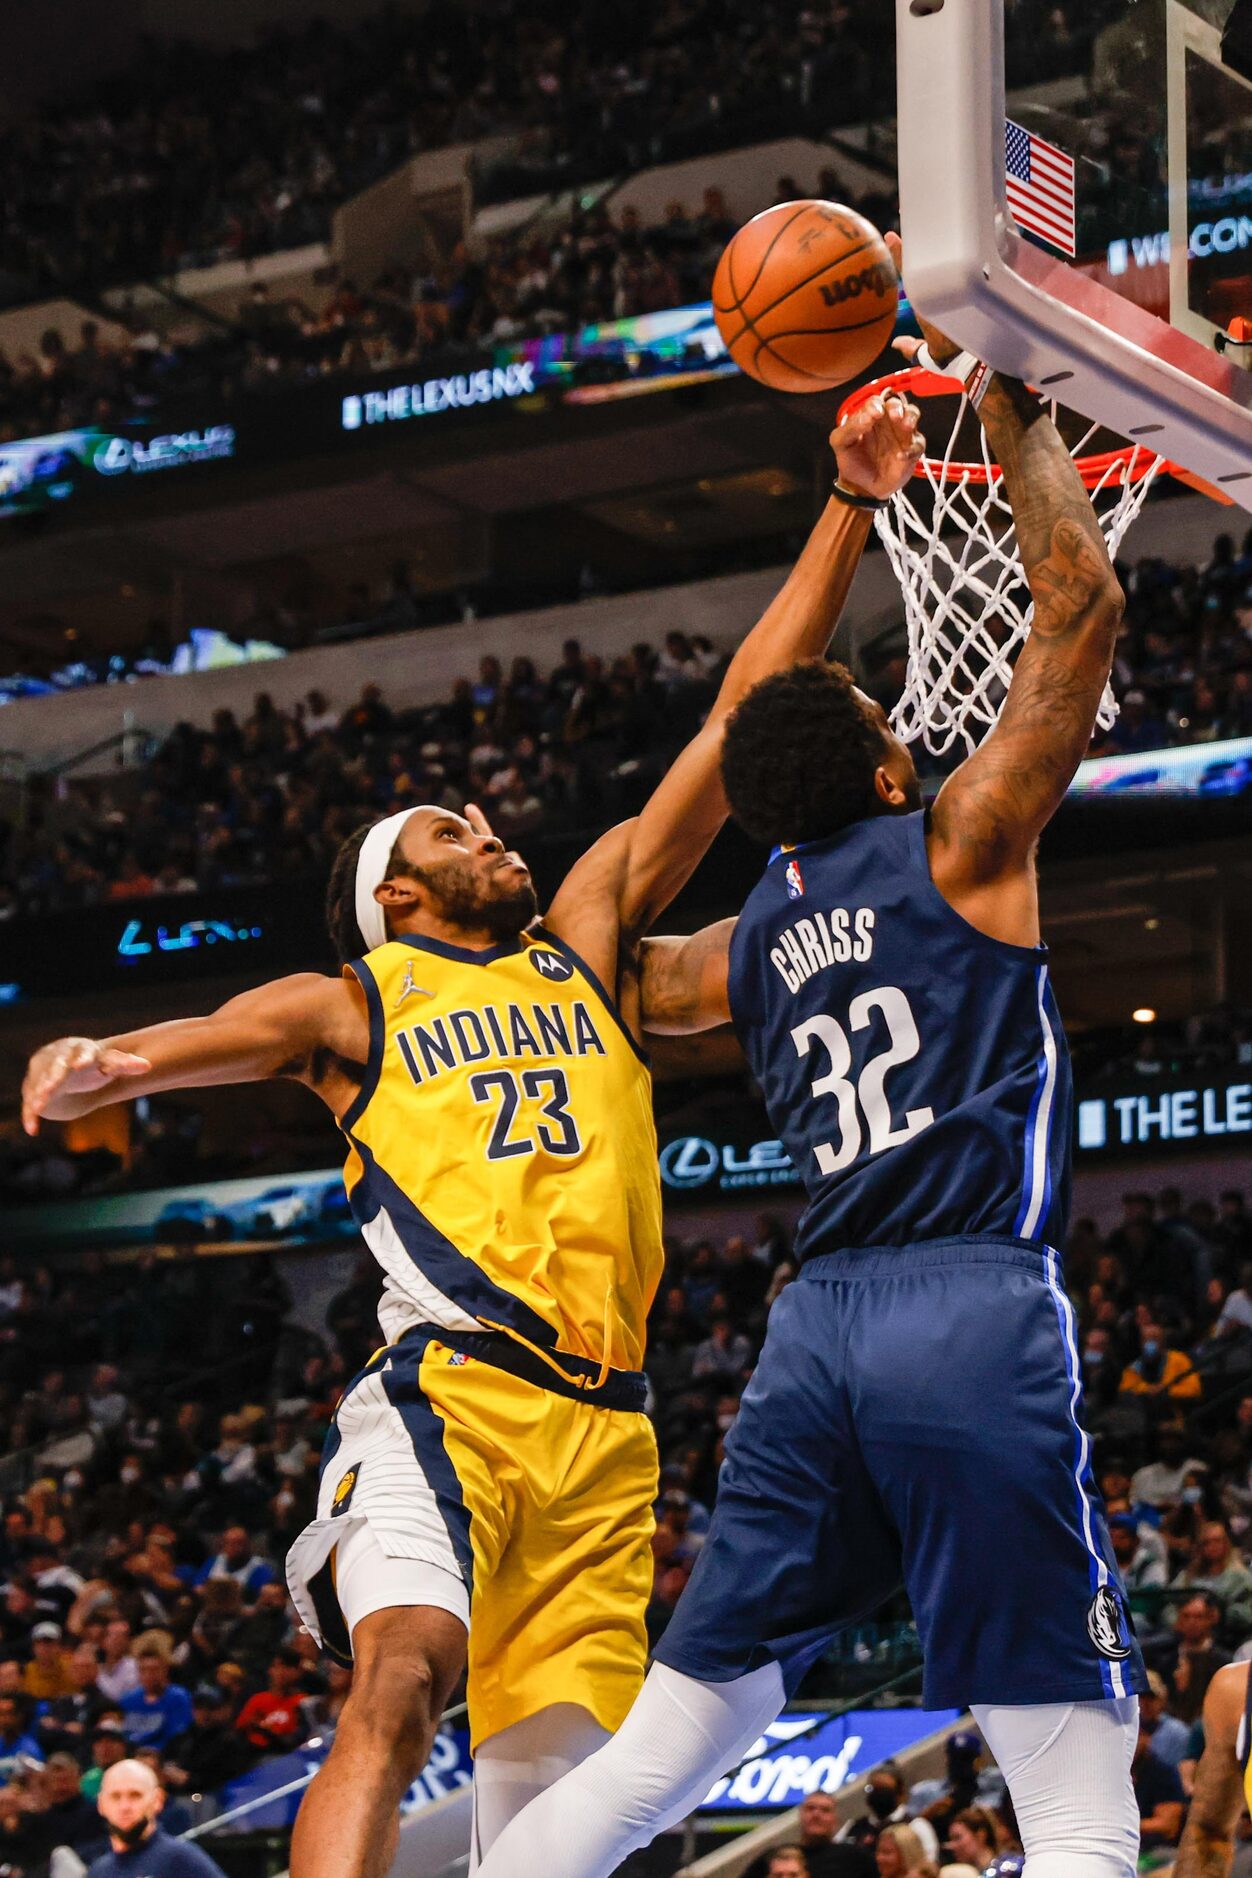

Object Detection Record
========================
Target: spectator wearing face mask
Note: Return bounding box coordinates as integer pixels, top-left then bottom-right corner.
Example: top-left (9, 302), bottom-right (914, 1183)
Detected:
top-left (1131, 1423), bottom-right (1208, 1509)
top-left (1119, 1320), bottom-right (1202, 1400)
top-left (1078, 1326), bottom-right (1123, 1424)
top-left (837, 1766), bottom-right (938, 1863)
top-left (86, 1758), bottom-right (226, 1877)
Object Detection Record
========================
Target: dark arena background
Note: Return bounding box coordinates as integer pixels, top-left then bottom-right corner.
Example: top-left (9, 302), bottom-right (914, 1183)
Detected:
top-left (0, 2), bottom-right (1250, 1875)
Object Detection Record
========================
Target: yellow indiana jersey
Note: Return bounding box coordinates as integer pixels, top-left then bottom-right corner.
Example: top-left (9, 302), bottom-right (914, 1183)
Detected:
top-left (340, 927), bottom-right (663, 1374)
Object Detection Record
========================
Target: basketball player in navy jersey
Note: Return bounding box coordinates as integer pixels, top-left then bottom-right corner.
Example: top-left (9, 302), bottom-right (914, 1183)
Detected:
top-left (471, 259), bottom-right (1146, 1877)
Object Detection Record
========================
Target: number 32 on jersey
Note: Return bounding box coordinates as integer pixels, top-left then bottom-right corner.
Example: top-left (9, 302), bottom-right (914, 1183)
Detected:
top-left (792, 985), bottom-right (933, 1175)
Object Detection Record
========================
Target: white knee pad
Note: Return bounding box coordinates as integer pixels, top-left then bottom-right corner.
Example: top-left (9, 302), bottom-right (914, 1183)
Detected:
top-left (971, 1697), bottom-right (1140, 1878)
top-left (471, 1705), bottom-right (611, 1869)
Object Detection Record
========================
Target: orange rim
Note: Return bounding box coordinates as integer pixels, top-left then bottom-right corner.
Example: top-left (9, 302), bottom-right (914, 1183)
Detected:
top-left (838, 366), bottom-right (1175, 490)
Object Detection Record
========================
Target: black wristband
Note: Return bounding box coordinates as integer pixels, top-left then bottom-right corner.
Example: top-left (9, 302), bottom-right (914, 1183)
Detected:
top-left (830, 479), bottom-right (889, 512)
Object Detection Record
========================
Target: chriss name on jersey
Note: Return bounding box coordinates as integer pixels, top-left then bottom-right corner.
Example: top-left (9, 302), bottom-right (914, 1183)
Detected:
top-left (395, 998), bottom-right (608, 1086)
top-left (769, 908), bottom-right (876, 994)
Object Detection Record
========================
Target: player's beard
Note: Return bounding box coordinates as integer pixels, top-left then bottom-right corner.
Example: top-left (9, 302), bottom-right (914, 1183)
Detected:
top-left (414, 855), bottom-right (538, 941)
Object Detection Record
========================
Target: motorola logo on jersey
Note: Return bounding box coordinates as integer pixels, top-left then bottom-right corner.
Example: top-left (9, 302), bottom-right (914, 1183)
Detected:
top-left (1086, 1587), bottom-right (1132, 1661)
top-left (530, 950), bottom-right (574, 982)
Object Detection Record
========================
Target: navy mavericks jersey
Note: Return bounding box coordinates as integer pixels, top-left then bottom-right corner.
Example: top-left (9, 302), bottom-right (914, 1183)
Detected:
top-left (728, 810), bottom-right (1072, 1260)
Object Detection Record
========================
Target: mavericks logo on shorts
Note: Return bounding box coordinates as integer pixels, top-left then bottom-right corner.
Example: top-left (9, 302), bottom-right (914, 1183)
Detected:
top-left (1086, 1585), bottom-right (1132, 1661)
top-left (331, 1465), bottom-right (360, 1517)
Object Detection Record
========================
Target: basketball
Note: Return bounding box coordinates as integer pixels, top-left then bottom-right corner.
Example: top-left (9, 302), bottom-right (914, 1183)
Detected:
top-left (712, 200), bottom-right (898, 393)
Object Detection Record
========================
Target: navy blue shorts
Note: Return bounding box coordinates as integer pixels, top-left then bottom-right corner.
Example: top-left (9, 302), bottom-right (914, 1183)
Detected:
top-left (654, 1237), bottom-right (1147, 1708)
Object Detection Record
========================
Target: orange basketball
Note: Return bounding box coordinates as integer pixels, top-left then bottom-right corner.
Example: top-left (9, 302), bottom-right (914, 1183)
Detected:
top-left (712, 201), bottom-right (898, 393)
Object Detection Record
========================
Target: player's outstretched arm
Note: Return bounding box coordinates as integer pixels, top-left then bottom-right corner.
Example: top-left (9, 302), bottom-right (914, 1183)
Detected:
top-left (1173, 1662), bottom-right (1246, 1877)
top-left (888, 238), bottom-right (1123, 939)
top-left (638, 922), bottom-right (736, 1037)
top-left (545, 396), bottom-right (924, 984)
top-left (21, 972), bottom-right (364, 1134)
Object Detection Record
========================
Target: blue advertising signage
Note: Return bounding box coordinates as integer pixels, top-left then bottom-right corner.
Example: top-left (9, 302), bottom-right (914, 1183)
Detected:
top-left (202, 1709), bottom-right (950, 1837)
top-left (699, 1708), bottom-right (959, 1813)
top-left (210, 1724), bottom-right (471, 1835)
top-left (1077, 1074), bottom-right (1252, 1153)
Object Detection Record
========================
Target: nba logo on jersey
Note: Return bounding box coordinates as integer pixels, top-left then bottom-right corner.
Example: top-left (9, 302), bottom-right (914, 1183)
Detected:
top-left (785, 859), bottom-right (805, 900)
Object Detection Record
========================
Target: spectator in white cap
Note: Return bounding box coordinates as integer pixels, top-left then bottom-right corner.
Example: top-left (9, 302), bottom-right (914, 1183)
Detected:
top-left (23, 1620), bottom-right (73, 1701)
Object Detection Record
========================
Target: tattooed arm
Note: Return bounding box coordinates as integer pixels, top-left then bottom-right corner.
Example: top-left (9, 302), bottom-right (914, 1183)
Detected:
top-left (639, 921), bottom-right (736, 1036)
top-left (924, 372), bottom-right (1124, 944)
top-left (1174, 1662), bottom-right (1246, 1878)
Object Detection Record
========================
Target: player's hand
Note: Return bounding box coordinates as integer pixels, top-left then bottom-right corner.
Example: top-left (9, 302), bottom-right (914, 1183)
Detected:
top-left (464, 801), bottom-right (497, 843)
top-left (884, 232), bottom-right (962, 368)
top-left (21, 1036), bottom-right (151, 1134)
top-left (830, 390), bottom-right (925, 501)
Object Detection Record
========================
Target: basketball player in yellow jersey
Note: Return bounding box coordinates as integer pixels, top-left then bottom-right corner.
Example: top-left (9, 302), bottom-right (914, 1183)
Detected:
top-left (21, 394), bottom-right (923, 1878)
top-left (1173, 1659), bottom-right (1249, 1875)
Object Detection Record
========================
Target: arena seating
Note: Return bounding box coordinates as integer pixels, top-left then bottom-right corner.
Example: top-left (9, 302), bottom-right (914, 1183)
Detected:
top-left (2, 526), bottom-right (1250, 917)
top-left (0, 1182), bottom-right (1247, 1862)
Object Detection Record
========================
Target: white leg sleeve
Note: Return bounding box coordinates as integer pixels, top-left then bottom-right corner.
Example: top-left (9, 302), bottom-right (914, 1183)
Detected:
top-left (971, 1697), bottom-right (1140, 1878)
top-left (472, 1661), bottom-right (785, 1878)
top-left (470, 1705), bottom-right (611, 1870)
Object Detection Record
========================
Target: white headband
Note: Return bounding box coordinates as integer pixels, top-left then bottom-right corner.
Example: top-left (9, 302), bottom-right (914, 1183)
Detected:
top-left (354, 807), bottom-right (440, 953)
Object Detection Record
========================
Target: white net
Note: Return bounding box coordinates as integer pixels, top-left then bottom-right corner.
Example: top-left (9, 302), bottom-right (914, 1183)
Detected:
top-left (874, 383), bottom-right (1166, 756)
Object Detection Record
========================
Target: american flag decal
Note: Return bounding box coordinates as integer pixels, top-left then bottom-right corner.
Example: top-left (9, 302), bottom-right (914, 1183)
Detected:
top-left (1005, 119), bottom-right (1076, 257)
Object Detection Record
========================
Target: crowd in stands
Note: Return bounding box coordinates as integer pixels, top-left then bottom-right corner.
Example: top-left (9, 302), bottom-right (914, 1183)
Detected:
top-left (0, 1183), bottom-right (1250, 1869)
top-left (0, 0), bottom-right (1111, 310)
top-left (0, 167), bottom-right (889, 450)
top-left (0, 0), bottom-right (1148, 455)
top-left (3, 519), bottom-right (1251, 919)
top-left (1101, 535), bottom-right (1252, 755)
top-left (1, 633), bottom-right (726, 918)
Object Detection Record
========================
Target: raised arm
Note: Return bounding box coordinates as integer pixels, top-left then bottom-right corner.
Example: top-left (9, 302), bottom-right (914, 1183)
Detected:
top-left (928, 371), bottom-right (1124, 894)
top-left (21, 971), bottom-right (365, 1134)
top-left (545, 395), bottom-right (924, 983)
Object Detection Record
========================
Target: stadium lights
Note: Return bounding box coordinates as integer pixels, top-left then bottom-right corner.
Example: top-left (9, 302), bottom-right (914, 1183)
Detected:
top-left (1133, 1008), bottom-right (1158, 1024)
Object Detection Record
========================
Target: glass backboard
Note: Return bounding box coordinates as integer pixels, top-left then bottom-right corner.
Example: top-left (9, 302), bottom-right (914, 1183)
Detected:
top-left (896, 0), bottom-right (1252, 506)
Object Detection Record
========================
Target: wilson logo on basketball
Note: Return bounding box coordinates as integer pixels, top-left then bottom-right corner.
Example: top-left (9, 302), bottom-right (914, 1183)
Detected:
top-left (818, 263), bottom-right (897, 309)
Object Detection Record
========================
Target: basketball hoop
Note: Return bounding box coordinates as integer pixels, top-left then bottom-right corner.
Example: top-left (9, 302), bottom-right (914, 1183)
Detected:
top-left (839, 366), bottom-right (1176, 757)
